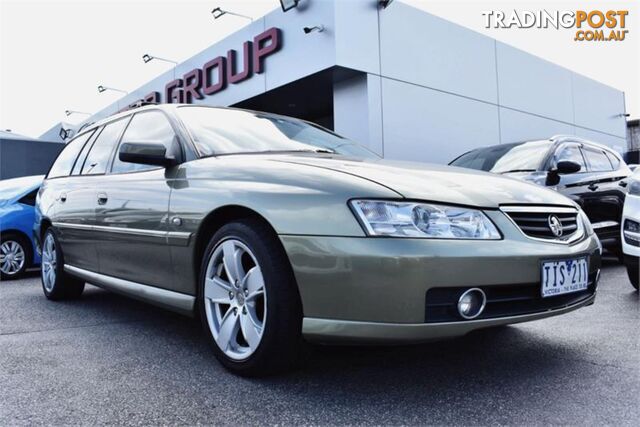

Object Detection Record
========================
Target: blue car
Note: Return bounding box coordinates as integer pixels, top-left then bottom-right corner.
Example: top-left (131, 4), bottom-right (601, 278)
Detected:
top-left (0, 175), bottom-right (43, 279)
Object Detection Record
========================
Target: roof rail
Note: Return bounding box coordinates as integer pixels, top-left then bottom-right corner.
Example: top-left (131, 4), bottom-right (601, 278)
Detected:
top-left (77, 122), bottom-right (95, 133)
top-left (129, 100), bottom-right (158, 109)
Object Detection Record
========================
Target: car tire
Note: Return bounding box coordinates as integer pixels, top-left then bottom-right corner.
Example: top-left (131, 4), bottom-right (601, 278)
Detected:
top-left (198, 218), bottom-right (303, 376)
top-left (41, 228), bottom-right (85, 300)
top-left (0, 232), bottom-right (32, 280)
top-left (624, 255), bottom-right (639, 291)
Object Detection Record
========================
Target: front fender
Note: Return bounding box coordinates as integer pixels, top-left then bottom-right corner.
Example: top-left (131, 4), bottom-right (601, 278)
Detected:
top-left (169, 157), bottom-right (400, 237)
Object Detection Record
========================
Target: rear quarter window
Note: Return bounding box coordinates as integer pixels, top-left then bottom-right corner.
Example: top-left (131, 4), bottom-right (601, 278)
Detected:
top-left (47, 131), bottom-right (95, 179)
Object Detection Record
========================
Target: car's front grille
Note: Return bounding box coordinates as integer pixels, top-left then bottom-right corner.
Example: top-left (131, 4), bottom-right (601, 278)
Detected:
top-left (424, 272), bottom-right (597, 323)
top-left (502, 207), bottom-right (580, 241)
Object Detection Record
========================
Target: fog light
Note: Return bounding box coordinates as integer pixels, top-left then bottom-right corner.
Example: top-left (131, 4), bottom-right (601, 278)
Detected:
top-left (457, 288), bottom-right (486, 320)
top-left (624, 219), bottom-right (640, 247)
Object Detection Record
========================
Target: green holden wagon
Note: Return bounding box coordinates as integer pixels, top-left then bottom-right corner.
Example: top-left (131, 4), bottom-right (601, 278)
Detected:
top-left (35, 104), bottom-right (601, 375)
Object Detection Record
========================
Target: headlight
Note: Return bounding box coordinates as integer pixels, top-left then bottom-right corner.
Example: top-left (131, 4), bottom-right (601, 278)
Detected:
top-left (349, 200), bottom-right (501, 239)
top-left (628, 180), bottom-right (640, 196)
top-left (578, 209), bottom-right (594, 236)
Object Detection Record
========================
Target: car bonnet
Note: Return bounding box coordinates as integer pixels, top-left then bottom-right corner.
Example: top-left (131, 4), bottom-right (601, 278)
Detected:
top-left (271, 155), bottom-right (575, 209)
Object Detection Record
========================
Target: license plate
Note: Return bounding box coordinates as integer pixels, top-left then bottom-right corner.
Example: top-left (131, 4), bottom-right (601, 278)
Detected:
top-left (541, 258), bottom-right (589, 298)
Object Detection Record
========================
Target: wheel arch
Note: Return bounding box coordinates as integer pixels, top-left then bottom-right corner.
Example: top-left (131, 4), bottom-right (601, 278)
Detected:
top-left (1, 228), bottom-right (31, 245)
top-left (40, 217), bottom-right (52, 237)
top-left (193, 205), bottom-right (284, 282)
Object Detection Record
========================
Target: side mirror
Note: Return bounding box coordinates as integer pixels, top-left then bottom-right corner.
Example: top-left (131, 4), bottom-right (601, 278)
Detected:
top-left (545, 160), bottom-right (582, 186)
top-left (556, 160), bottom-right (582, 174)
top-left (119, 142), bottom-right (177, 167)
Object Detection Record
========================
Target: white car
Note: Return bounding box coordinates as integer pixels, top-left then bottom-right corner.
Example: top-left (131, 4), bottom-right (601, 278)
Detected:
top-left (622, 169), bottom-right (640, 290)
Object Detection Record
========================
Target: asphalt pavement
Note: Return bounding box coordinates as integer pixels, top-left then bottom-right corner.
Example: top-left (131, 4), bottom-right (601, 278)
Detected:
top-left (0, 259), bottom-right (638, 425)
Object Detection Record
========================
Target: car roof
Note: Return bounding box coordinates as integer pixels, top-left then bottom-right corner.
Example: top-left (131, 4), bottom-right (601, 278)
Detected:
top-left (456, 135), bottom-right (620, 159)
top-left (75, 104), bottom-right (179, 137)
top-left (75, 104), bottom-right (325, 141)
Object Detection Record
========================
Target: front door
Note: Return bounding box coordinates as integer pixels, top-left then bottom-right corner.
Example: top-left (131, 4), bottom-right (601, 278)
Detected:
top-left (552, 143), bottom-right (591, 207)
top-left (94, 110), bottom-right (177, 290)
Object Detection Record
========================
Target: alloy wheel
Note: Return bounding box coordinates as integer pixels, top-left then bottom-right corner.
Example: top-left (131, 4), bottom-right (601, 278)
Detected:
top-left (204, 239), bottom-right (267, 361)
top-left (41, 233), bottom-right (57, 292)
top-left (0, 240), bottom-right (26, 276)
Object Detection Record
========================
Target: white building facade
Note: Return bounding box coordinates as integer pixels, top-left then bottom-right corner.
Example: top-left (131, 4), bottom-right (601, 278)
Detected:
top-left (41, 0), bottom-right (628, 164)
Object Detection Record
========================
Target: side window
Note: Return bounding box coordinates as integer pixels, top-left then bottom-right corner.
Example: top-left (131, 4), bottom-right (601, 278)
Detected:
top-left (71, 128), bottom-right (100, 175)
top-left (605, 152), bottom-right (621, 170)
top-left (47, 131), bottom-right (94, 178)
top-left (554, 144), bottom-right (586, 172)
top-left (583, 148), bottom-right (613, 172)
top-left (82, 118), bottom-right (129, 175)
top-left (18, 188), bottom-right (39, 206)
top-left (111, 111), bottom-right (177, 174)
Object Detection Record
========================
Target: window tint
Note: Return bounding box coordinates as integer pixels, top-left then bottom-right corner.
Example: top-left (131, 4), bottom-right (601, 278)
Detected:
top-left (47, 131), bottom-right (94, 178)
top-left (111, 111), bottom-right (177, 174)
top-left (583, 148), bottom-right (613, 172)
top-left (71, 128), bottom-right (99, 175)
top-left (554, 144), bottom-right (586, 171)
top-left (82, 118), bottom-right (128, 175)
top-left (18, 188), bottom-right (38, 206)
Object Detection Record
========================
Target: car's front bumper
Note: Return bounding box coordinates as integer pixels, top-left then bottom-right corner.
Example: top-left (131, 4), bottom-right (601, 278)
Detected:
top-left (280, 220), bottom-right (601, 343)
top-left (622, 194), bottom-right (640, 257)
top-left (302, 293), bottom-right (595, 344)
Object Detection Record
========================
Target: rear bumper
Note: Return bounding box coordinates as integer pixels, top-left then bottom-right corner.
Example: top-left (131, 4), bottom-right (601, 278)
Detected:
top-left (302, 293), bottom-right (596, 344)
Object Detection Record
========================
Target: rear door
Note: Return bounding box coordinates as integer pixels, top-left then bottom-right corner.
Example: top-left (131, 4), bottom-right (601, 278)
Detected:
top-left (66, 118), bottom-right (130, 271)
top-left (580, 146), bottom-right (628, 236)
top-left (48, 129), bottom-right (99, 271)
top-left (93, 110), bottom-right (177, 290)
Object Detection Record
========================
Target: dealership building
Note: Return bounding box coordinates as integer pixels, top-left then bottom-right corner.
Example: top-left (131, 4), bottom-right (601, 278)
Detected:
top-left (39, 0), bottom-right (628, 166)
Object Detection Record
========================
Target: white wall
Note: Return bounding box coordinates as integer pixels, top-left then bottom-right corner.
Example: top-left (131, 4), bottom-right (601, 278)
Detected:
top-left (332, 1), bottom-right (627, 163)
top-left (65, 0), bottom-right (627, 164)
top-left (381, 78), bottom-right (500, 164)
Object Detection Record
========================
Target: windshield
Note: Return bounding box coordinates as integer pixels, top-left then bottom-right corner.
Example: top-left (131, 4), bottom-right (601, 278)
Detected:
top-left (450, 140), bottom-right (553, 173)
top-left (178, 106), bottom-right (380, 159)
top-left (0, 175), bottom-right (43, 202)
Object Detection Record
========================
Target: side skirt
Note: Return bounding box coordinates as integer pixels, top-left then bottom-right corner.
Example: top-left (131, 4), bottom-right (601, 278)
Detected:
top-left (64, 264), bottom-right (195, 317)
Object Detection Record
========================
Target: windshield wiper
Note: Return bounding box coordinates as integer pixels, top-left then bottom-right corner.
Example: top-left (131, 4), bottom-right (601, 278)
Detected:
top-left (208, 149), bottom-right (335, 157)
top-left (498, 169), bottom-right (536, 174)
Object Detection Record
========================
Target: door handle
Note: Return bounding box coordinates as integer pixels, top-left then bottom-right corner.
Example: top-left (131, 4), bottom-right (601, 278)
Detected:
top-left (59, 192), bottom-right (67, 202)
top-left (619, 181), bottom-right (628, 188)
top-left (97, 192), bottom-right (108, 205)
top-left (588, 183), bottom-right (599, 191)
